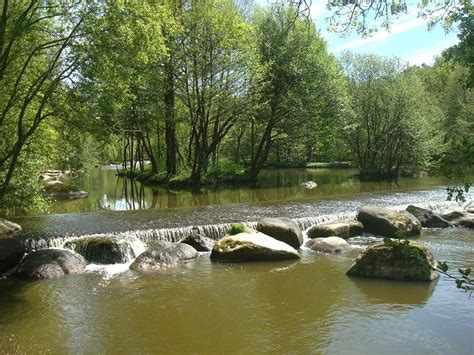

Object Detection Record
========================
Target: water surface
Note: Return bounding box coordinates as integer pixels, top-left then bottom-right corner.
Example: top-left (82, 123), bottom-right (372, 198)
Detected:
top-left (1, 228), bottom-right (472, 354)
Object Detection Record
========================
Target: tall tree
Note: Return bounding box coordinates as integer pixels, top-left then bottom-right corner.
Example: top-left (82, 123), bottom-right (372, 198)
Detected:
top-left (0, 0), bottom-right (82, 205)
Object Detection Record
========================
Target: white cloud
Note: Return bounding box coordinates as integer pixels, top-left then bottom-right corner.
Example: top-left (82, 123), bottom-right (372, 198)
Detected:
top-left (331, 16), bottom-right (427, 52)
top-left (407, 37), bottom-right (459, 65)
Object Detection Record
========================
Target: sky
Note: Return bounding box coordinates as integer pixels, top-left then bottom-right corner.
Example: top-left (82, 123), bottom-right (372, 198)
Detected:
top-left (260, 1), bottom-right (460, 66)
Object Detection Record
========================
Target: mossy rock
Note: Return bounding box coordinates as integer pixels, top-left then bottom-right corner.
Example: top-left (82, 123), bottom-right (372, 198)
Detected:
top-left (347, 240), bottom-right (438, 282)
top-left (357, 205), bottom-right (421, 237)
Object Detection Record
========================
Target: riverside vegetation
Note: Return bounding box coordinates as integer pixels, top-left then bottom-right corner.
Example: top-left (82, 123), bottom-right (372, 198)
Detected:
top-left (0, 0), bottom-right (472, 213)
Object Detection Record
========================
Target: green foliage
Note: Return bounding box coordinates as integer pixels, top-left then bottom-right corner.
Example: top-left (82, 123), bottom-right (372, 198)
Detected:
top-left (226, 223), bottom-right (246, 235)
top-left (437, 261), bottom-right (474, 292)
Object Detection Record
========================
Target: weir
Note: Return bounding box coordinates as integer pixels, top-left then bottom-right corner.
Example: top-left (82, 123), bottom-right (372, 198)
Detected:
top-left (21, 199), bottom-right (465, 253)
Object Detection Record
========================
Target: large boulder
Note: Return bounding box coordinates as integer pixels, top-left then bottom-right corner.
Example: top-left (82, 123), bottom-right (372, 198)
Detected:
top-left (0, 239), bottom-right (25, 273)
top-left (256, 217), bottom-right (303, 249)
top-left (130, 243), bottom-right (198, 272)
top-left (357, 205), bottom-right (421, 237)
top-left (307, 220), bottom-right (363, 239)
top-left (347, 240), bottom-right (438, 281)
top-left (64, 236), bottom-right (136, 264)
top-left (210, 232), bottom-right (300, 262)
top-left (0, 218), bottom-right (22, 237)
top-left (305, 237), bottom-right (351, 254)
top-left (406, 205), bottom-right (451, 228)
top-left (16, 248), bottom-right (86, 280)
top-left (179, 233), bottom-right (215, 252)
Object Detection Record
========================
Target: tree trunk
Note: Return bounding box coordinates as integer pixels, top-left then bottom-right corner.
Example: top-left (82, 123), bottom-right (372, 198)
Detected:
top-left (164, 57), bottom-right (176, 176)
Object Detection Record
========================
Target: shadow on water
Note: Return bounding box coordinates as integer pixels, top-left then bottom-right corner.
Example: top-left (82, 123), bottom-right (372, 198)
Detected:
top-left (348, 277), bottom-right (439, 305)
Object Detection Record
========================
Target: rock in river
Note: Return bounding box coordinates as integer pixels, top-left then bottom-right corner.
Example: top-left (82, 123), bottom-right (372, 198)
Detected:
top-left (405, 205), bottom-right (451, 228)
top-left (305, 237), bottom-right (351, 254)
top-left (16, 248), bottom-right (86, 280)
top-left (346, 240), bottom-right (438, 281)
top-left (179, 232), bottom-right (215, 252)
top-left (0, 218), bottom-right (22, 237)
top-left (256, 217), bottom-right (303, 249)
top-left (64, 235), bottom-right (136, 264)
top-left (210, 232), bottom-right (300, 262)
top-left (0, 239), bottom-right (25, 273)
top-left (307, 219), bottom-right (363, 239)
top-left (130, 243), bottom-right (198, 272)
top-left (357, 205), bottom-right (421, 238)
top-left (458, 216), bottom-right (474, 229)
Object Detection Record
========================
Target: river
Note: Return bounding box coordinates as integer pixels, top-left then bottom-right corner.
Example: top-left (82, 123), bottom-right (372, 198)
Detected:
top-left (1, 168), bottom-right (473, 354)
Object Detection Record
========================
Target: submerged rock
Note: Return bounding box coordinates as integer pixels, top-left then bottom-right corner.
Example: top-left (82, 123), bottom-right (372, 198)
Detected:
top-left (346, 240), bottom-right (438, 281)
top-left (130, 243), bottom-right (198, 272)
top-left (0, 218), bottom-right (22, 237)
top-left (0, 239), bottom-right (25, 273)
top-left (256, 217), bottom-right (303, 249)
top-left (16, 248), bottom-right (86, 280)
top-left (305, 237), bottom-right (351, 254)
top-left (405, 205), bottom-right (451, 228)
top-left (357, 205), bottom-right (421, 238)
top-left (64, 236), bottom-right (136, 264)
top-left (307, 219), bottom-right (363, 239)
top-left (179, 233), bottom-right (215, 252)
top-left (210, 232), bottom-right (300, 262)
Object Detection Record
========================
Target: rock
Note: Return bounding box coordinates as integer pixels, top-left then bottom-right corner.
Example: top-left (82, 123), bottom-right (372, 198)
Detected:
top-left (0, 218), bottom-right (22, 237)
top-left (458, 216), bottom-right (474, 229)
top-left (0, 239), bottom-right (25, 273)
top-left (179, 233), bottom-right (215, 252)
top-left (256, 217), bottom-right (303, 249)
top-left (210, 232), bottom-right (300, 262)
top-left (305, 237), bottom-right (351, 254)
top-left (16, 248), bottom-right (86, 280)
top-left (307, 219), bottom-right (363, 239)
top-left (64, 236), bottom-right (136, 264)
top-left (130, 243), bottom-right (198, 272)
top-left (346, 240), bottom-right (438, 281)
top-left (356, 205), bottom-right (421, 238)
top-left (301, 181), bottom-right (317, 189)
top-left (406, 205), bottom-right (451, 228)
top-left (440, 210), bottom-right (467, 222)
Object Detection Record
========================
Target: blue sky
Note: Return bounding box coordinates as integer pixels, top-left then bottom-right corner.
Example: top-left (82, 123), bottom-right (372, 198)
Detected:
top-left (259, 1), bottom-right (460, 66)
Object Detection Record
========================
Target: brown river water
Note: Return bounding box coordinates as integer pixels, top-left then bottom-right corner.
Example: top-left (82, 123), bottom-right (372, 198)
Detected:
top-left (1, 168), bottom-right (473, 354)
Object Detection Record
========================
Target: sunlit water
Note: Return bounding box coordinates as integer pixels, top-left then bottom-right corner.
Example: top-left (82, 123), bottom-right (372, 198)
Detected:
top-left (1, 228), bottom-right (473, 354)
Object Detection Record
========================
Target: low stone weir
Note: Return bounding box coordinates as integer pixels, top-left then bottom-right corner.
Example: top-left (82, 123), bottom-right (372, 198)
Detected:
top-left (22, 198), bottom-right (466, 253)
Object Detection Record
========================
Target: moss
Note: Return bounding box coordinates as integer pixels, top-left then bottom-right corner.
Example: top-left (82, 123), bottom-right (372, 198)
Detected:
top-left (226, 223), bottom-right (246, 235)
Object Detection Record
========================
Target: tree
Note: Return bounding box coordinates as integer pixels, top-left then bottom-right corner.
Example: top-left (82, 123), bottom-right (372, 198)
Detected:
top-left (0, 0), bottom-right (83, 207)
top-left (174, 0), bottom-right (253, 184)
top-left (341, 53), bottom-right (437, 179)
top-left (247, 3), bottom-right (345, 179)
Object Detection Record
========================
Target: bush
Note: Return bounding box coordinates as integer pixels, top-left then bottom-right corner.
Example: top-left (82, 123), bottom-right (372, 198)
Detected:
top-left (226, 223), bottom-right (246, 235)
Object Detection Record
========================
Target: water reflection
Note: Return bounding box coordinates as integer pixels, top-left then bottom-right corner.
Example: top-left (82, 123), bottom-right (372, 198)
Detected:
top-left (50, 168), bottom-right (452, 215)
top-left (349, 277), bottom-right (438, 305)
